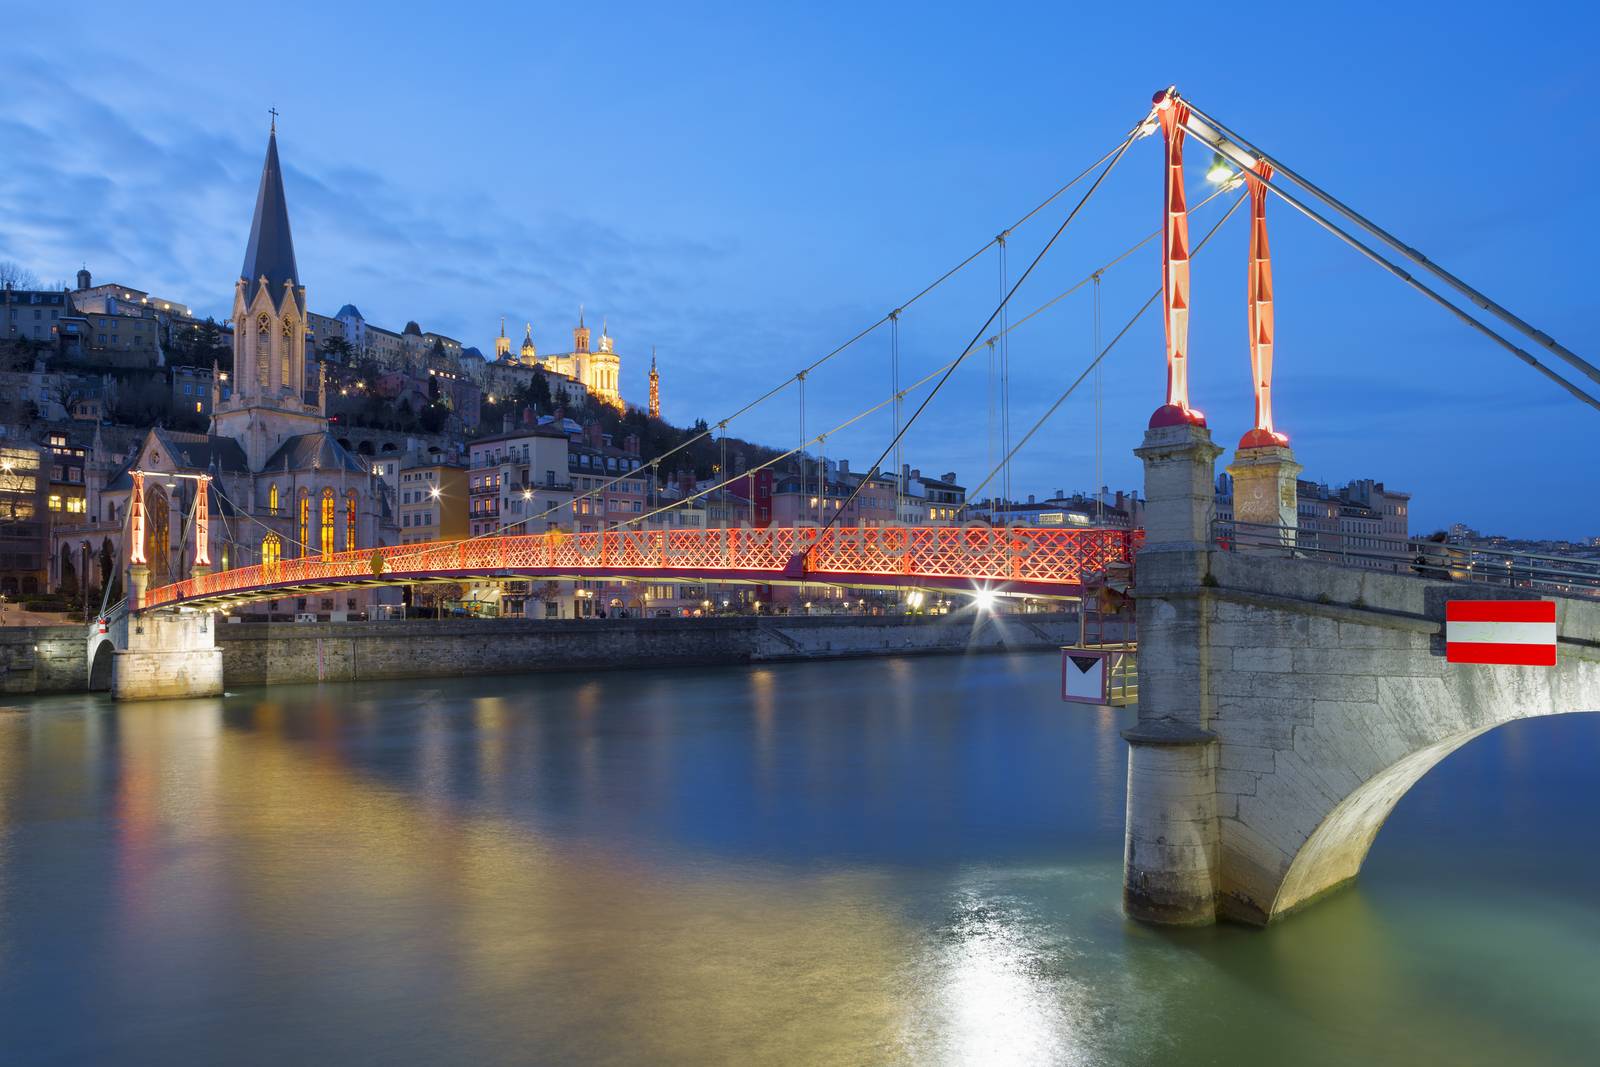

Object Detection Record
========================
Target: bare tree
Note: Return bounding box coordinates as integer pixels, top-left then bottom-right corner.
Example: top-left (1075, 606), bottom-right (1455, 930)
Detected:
top-left (0, 261), bottom-right (41, 289)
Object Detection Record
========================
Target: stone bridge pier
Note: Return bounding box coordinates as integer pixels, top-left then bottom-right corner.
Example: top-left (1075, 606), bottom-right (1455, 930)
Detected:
top-left (111, 611), bottom-right (223, 700)
top-left (87, 565), bottom-right (225, 701)
top-left (1124, 422), bottom-right (1600, 925)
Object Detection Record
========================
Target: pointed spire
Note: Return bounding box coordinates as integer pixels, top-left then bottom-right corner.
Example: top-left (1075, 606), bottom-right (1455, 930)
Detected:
top-left (500, 316), bottom-right (506, 339)
top-left (241, 127), bottom-right (300, 307)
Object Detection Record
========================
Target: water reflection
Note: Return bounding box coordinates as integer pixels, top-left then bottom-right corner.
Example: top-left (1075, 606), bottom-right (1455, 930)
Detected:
top-left (0, 655), bottom-right (1596, 1065)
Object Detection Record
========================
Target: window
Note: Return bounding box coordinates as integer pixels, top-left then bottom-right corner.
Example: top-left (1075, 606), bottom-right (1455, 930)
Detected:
top-left (320, 489), bottom-right (335, 558)
top-left (298, 493), bottom-right (310, 555)
top-left (66, 497), bottom-right (86, 514)
top-left (261, 533), bottom-right (282, 568)
top-left (47, 494), bottom-right (62, 511)
top-left (257, 314), bottom-right (272, 389)
top-left (268, 483), bottom-right (279, 515)
top-left (282, 317), bottom-right (296, 387)
top-left (346, 494), bottom-right (356, 551)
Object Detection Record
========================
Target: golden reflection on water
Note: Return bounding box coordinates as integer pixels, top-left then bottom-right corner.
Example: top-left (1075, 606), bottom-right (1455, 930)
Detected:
top-left (88, 698), bottom-right (1091, 1064)
top-left (9, 675), bottom-right (1594, 1066)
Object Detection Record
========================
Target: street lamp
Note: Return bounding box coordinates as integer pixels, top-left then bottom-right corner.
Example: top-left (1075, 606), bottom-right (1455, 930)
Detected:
top-left (1205, 151), bottom-right (1234, 184)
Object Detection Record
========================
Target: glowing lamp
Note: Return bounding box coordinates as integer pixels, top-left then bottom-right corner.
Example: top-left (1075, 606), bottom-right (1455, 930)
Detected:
top-left (1205, 152), bottom-right (1234, 185)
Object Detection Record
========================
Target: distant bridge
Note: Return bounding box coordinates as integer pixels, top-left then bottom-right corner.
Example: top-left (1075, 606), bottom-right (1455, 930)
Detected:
top-left (140, 525), bottom-right (1137, 611)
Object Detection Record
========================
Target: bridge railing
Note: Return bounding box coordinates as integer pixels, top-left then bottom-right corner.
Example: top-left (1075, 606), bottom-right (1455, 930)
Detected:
top-left (141, 525), bottom-right (1140, 608)
top-left (1215, 520), bottom-right (1600, 599)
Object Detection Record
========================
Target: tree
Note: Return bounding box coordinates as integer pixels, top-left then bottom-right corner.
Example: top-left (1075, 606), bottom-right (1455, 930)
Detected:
top-left (167, 316), bottom-right (231, 371)
top-left (419, 400), bottom-right (449, 434)
top-left (0, 261), bottom-right (40, 289)
top-left (320, 336), bottom-right (355, 365)
top-left (528, 370), bottom-right (553, 413)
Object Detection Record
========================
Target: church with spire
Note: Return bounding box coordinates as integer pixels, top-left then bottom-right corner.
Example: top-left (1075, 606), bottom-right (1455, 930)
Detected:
top-left (100, 121), bottom-right (396, 603)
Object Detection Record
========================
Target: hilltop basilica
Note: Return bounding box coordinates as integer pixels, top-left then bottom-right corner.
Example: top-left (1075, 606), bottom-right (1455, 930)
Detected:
top-left (101, 125), bottom-right (395, 612)
top-left (492, 311), bottom-right (625, 411)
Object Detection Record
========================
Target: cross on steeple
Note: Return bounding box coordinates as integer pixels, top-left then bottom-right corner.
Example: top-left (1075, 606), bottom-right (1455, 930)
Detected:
top-left (268, 106), bottom-right (279, 133)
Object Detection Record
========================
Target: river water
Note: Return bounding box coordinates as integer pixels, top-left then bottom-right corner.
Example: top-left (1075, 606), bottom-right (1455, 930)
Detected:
top-left (0, 652), bottom-right (1596, 1065)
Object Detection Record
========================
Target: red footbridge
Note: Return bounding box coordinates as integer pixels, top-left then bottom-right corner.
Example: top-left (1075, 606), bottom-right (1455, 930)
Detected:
top-left (141, 525), bottom-right (1138, 611)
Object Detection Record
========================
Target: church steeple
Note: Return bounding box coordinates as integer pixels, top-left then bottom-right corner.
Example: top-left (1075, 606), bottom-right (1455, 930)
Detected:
top-left (240, 127), bottom-right (300, 309)
top-left (495, 317), bottom-right (511, 360)
top-left (520, 322), bottom-right (537, 365)
top-left (216, 119), bottom-right (321, 470)
top-left (574, 305), bottom-right (590, 354)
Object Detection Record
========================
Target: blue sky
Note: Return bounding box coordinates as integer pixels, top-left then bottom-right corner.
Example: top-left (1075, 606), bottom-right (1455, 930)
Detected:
top-left (1, 1), bottom-right (1595, 537)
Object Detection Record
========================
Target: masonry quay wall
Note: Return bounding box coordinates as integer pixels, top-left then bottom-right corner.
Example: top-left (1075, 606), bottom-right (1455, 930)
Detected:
top-left (0, 626), bottom-right (88, 696)
top-left (213, 612), bottom-right (1082, 689)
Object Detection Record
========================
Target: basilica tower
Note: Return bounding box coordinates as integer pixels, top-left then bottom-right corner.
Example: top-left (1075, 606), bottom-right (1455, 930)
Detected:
top-left (648, 348), bottom-right (660, 418)
top-left (212, 123), bottom-right (326, 469)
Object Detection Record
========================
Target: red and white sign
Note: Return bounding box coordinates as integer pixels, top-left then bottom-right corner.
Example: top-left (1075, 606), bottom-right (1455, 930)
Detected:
top-left (1445, 600), bottom-right (1557, 666)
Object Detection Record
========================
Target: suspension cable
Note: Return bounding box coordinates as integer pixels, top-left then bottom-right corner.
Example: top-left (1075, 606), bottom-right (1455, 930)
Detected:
top-left (985, 337), bottom-right (996, 499)
top-left (1184, 97), bottom-right (1600, 390)
top-left (998, 234), bottom-right (1013, 506)
top-left (821, 114), bottom-right (1152, 532)
top-left (1178, 117), bottom-right (1600, 415)
top-left (623, 346), bottom-right (981, 530)
top-left (890, 309), bottom-right (902, 519)
top-left (1092, 270), bottom-right (1103, 522)
top-left (965, 192), bottom-right (1250, 506)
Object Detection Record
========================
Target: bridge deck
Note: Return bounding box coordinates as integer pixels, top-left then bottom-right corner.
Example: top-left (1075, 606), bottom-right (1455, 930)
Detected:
top-left (141, 526), bottom-right (1138, 611)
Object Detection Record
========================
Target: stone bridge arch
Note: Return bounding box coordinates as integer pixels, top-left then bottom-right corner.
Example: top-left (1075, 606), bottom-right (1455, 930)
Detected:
top-left (87, 633), bottom-right (115, 690)
top-left (1124, 422), bottom-right (1600, 926)
top-left (86, 605), bottom-right (129, 691)
top-left (1198, 552), bottom-right (1599, 924)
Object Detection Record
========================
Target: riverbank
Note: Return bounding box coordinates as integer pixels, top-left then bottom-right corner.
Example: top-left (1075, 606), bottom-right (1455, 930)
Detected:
top-left (217, 611), bottom-right (1083, 688)
top-left (1, 612), bottom-right (1087, 695)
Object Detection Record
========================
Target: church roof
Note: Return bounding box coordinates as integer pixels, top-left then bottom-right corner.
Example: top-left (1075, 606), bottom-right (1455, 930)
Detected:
top-left (261, 431), bottom-right (370, 475)
top-left (153, 429), bottom-right (252, 475)
top-left (102, 429), bottom-right (251, 491)
top-left (241, 131), bottom-right (300, 307)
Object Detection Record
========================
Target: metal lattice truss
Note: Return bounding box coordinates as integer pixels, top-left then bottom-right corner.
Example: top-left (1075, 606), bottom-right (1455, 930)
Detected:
top-left (141, 526), bottom-right (1138, 610)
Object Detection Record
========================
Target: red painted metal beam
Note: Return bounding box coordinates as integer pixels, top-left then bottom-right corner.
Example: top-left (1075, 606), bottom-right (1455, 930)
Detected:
top-left (1240, 158), bottom-right (1288, 449)
top-left (1150, 89), bottom-right (1207, 430)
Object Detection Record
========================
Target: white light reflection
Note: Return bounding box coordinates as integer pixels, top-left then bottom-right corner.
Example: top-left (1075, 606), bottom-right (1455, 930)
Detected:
top-left (906, 887), bottom-right (1094, 1065)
